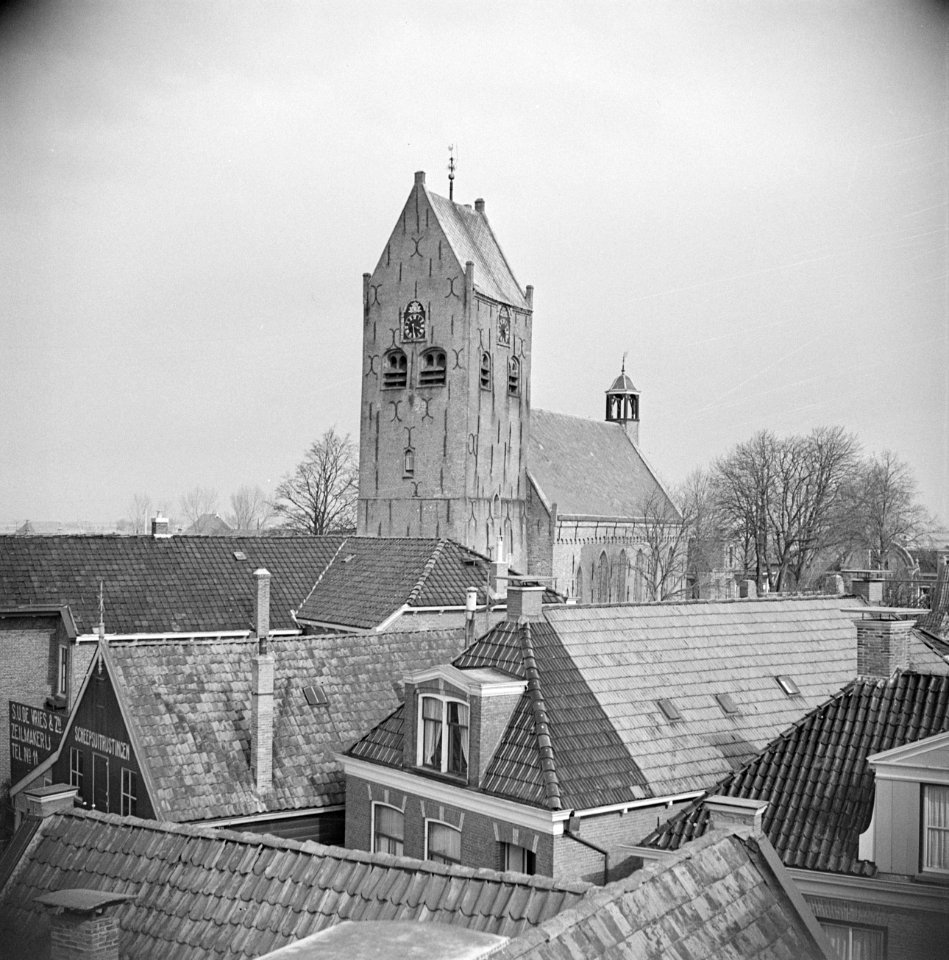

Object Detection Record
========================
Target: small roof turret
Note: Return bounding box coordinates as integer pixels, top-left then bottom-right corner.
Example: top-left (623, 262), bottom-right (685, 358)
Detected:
top-left (605, 357), bottom-right (641, 443)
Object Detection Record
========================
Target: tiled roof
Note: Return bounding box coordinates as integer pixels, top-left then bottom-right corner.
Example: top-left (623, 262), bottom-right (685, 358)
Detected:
top-left (427, 190), bottom-right (529, 309)
top-left (528, 410), bottom-right (675, 519)
top-left (350, 597), bottom-right (856, 810)
top-left (493, 830), bottom-right (827, 960)
top-left (295, 538), bottom-right (560, 630)
top-left (0, 809), bottom-right (590, 960)
top-left (106, 627), bottom-right (468, 820)
top-left (0, 534), bottom-right (344, 634)
top-left (641, 671), bottom-right (949, 876)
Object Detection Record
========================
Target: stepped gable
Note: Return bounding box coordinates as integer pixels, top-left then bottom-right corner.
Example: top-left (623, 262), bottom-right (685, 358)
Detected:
top-left (641, 671), bottom-right (949, 876)
top-left (0, 809), bottom-right (590, 960)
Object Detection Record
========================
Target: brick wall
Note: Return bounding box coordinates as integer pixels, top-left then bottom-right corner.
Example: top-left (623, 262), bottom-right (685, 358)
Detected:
top-left (854, 618), bottom-right (948, 678)
top-left (807, 893), bottom-right (949, 960)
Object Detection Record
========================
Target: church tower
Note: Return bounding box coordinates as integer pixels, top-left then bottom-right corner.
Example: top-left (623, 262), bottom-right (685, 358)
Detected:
top-left (605, 360), bottom-right (641, 445)
top-left (357, 171), bottom-right (533, 570)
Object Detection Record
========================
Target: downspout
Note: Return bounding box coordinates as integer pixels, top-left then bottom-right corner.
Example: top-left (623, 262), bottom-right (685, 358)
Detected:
top-left (563, 819), bottom-right (610, 886)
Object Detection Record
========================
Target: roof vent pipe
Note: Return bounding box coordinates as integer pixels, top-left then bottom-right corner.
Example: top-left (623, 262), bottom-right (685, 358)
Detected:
top-left (465, 587), bottom-right (478, 644)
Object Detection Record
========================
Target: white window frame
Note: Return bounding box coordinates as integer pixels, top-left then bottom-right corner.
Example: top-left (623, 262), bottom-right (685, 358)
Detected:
top-left (120, 767), bottom-right (137, 817)
top-left (922, 782), bottom-right (949, 876)
top-left (416, 694), bottom-right (469, 776)
top-left (502, 842), bottom-right (536, 875)
top-left (371, 802), bottom-right (405, 856)
top-left (425, 819), bottom-right (462, 865)
top-left (818, 920), bottom-right (885, 960)
top-left (69, 747), bottom-right (84, 795)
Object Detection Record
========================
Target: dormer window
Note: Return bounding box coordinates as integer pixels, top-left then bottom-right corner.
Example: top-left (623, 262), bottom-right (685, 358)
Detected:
top-left (419, 348), bottom-right (447, 387)
top-left (480, 351), bottom-right (492, 390)
top-left (419, 695), bottom-right (468, 776)
top-left (383, 349), bottom-right (408, 389)
top-left (507, 356), bottom-right (520, 396)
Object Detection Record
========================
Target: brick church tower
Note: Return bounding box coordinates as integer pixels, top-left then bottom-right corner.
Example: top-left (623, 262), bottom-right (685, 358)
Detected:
top-left (357, 171), bottom-right (533, 570)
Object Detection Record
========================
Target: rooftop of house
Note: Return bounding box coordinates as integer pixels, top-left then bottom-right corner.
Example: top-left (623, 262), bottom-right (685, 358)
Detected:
top-left (639, 670), bottom-right (949, 876)
top-left (255, 830), bottom-right (827, 960)
top-left (92, 628), bottom-right (471, 821)
top-left (349, 595), bottom-right (858, 810)
top-left (0, 808), bottom-right (590, 960)
top-left (0, 534), bottom-right (543, 636)
top-left (527, 409), bottom-right (675, 520)
top-left (181, 512), bottom-right (235, 536)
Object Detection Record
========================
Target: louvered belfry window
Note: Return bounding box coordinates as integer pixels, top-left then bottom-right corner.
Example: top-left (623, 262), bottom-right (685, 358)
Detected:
top-left (508, 356), bottom-right (520, 395)
top-left (480, 351), bottom-right (492, 390)
top-left (383, 349), bottom-right (407, 388)
top-left (419, 348), bottom-right (447, 387)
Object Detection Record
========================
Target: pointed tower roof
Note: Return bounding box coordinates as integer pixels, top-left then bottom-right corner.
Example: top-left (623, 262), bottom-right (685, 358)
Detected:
top-left (606, 358), bottom-right (638, 395)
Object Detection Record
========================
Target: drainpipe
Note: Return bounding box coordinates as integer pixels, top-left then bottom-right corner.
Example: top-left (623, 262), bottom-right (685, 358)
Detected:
top-left (564, 815), bottom-right (610, 885)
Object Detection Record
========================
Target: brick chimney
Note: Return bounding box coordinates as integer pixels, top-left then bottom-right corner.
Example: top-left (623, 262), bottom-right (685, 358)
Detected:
top-left (506, 582), bottom-right (545, 622)
top-left (251, 569), bottom-right (274, 793)
top-left (855, 615), bottom-right (915, 678)
top-left (22, 784), bottom-right (77, 819)
top-left (35, 889), bottom-right (133, 960)
top-left (150, 515), bottom-right (171, 539)
top-left (704, 796), bottom-right (768, 835)
top-left (918, 558), bottom-right (949, 638)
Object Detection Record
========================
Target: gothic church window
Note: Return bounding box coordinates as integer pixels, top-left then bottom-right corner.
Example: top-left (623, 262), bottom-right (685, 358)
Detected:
top-left (617, 550), bottom-right (628, 602)
top-left (480, 352), bottom-right (492, 390)
top-left (575, 567), bottom-right (583, 602)
top-left (403, 448), bottom-right (415, 478)
top-left (383, 349), bottom-right (408, 389)
top-left (634, 549), bottom-right (646, 602)
top-left (508, 356), bottom-right (521, 396)
top-left (595, 552), bottom-right (610, 603)
top-left (419, 348), bottom-right (447, 387)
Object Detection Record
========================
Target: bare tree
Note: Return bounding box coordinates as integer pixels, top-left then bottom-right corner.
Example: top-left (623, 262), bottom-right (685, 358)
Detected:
top-left (127, 493), bottom-right (153, 534)
top-left (712, 427), bottom-right (860, 592)
top-left (179, 486), bottom-right (220, 525)
top-left (635, 486), bottom-right (689, 601)
top-left (843, 450), bottom-right (928, 568)
top-left (228, 485), bottom-right (274, 534)
top-left (272, 428), bottom-right (358, 535)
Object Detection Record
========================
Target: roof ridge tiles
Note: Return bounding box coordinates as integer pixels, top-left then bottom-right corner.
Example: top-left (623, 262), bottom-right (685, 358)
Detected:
top-left (406, 538), bottom-right (447, 606)
top-left (519, 619), bottom-right (564, 811)
top-left (296, 536), bottom-right (350, 612)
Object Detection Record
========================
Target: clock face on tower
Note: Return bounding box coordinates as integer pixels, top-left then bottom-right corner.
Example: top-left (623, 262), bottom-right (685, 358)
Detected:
top-left (401, 301), bottom-right (426, 342)
top-left (497, 308), bottom-right (512, 347)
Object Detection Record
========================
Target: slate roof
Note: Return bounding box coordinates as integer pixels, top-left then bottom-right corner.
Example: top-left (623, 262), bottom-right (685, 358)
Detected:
top-left (641, 671), bottom-right (949, 876)
top-left (528, 410), bottom-right (675, 519)
top-left (0, 809), bottom-right (590, 960)
top-left (350, 596), bottom-right (858, 810)
top-left (492, 830), bottom-right (827, 960)
top-left (0, 534), bottom-right (344, 634)
top-left (427, 190), bottom-right (530, 309)
top-left (103, 628), bottom-right (470, 821)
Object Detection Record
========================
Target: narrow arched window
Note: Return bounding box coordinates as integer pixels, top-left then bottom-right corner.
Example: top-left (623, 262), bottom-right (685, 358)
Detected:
top-left (419, 348), bottom-right (447, 387)
top-left (480, 351), bottom-right (492, 390)
top-left (507, 356), bottom-right (520, 396)
top-left (383, 348), bottom-right (407, 389)
top-left (634, 549), bottom-right (646, 602)
top-left (575, 566), bottom-right (584, 602)
top-left (596, 552), bottom-right (610, 603)
top-left (617, 549), bottom-right (628, 602)
top-left (403, 448), bottom-right (415, 478)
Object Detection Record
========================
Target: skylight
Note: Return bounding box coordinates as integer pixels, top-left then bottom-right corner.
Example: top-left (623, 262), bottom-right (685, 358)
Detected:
top-left (233, 551), bottom-right (247, 561)
top-left (775, 675), bottom-right (801, 696)
top-left (303, 685), bottom-right (328, 707)
top-left (715, 693), bottom-right (739, 715)
top-left (657, 698), bottom-right (682, 722)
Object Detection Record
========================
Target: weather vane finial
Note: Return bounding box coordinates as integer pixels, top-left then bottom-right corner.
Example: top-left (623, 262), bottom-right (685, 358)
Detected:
top-left (622, 351), bottom-right (627, 375)
top-left (448, 144), bottom-right (456, 201)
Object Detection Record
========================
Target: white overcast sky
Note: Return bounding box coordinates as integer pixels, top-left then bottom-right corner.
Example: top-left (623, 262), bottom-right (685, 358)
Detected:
top-left (2, 0), bottom-right (947, 524)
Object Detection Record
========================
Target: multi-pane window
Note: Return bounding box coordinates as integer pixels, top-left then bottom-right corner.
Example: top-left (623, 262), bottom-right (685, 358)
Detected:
top-left (427, 821), bottom-right (462, 865)
top-left (923, 783), bottom-right (949, 875)
top-left (419, 695), bottom-right (468, 777)
top-left (383, 349), bottom-right (408, 389)
top-left (57, 645), bottom-right (69, 697)
top-left (819, 921), bottom-right (885, 960)
top-left (419, 349), bottom-right (447, 387)
top-left (120, 768), bottom-right (137, 817)
top-left (502, 843), bottom-right (536, 875)
top-left (372, 803), bottom-right (404, 856)
top-left (480, 352), bottom-right (492, 390)
top-left (507, 356), bottom-right (520, 396)
top-left (69, 748), bottom-right (84, 797)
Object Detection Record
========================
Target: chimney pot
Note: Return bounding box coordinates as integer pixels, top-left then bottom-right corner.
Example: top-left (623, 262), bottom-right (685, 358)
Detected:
top-left (414, 170), bottom-right (425, 184)
top-left (474, 198), bottom-right (485, 213)
top-left (507, 583), bottom-right (545, 622)
top-left (705, 795), bottom-right (768, 835)
top-left (150, 516), bottom-right (171, 539)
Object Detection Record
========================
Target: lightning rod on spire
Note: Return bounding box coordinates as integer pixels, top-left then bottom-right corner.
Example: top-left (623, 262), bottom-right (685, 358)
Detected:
top-left (448, 144), bottom-right (456, 201)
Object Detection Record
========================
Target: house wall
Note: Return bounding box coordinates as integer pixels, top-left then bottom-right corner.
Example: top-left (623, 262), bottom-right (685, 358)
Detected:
top-left (807, 894), bottom-right (949, 960)
top-left (0, 615), bottom-right (70, 799)
top-left (345, 774), bottom-right (555, 875)
top-left (526, 481), bottom-right (554, 579)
